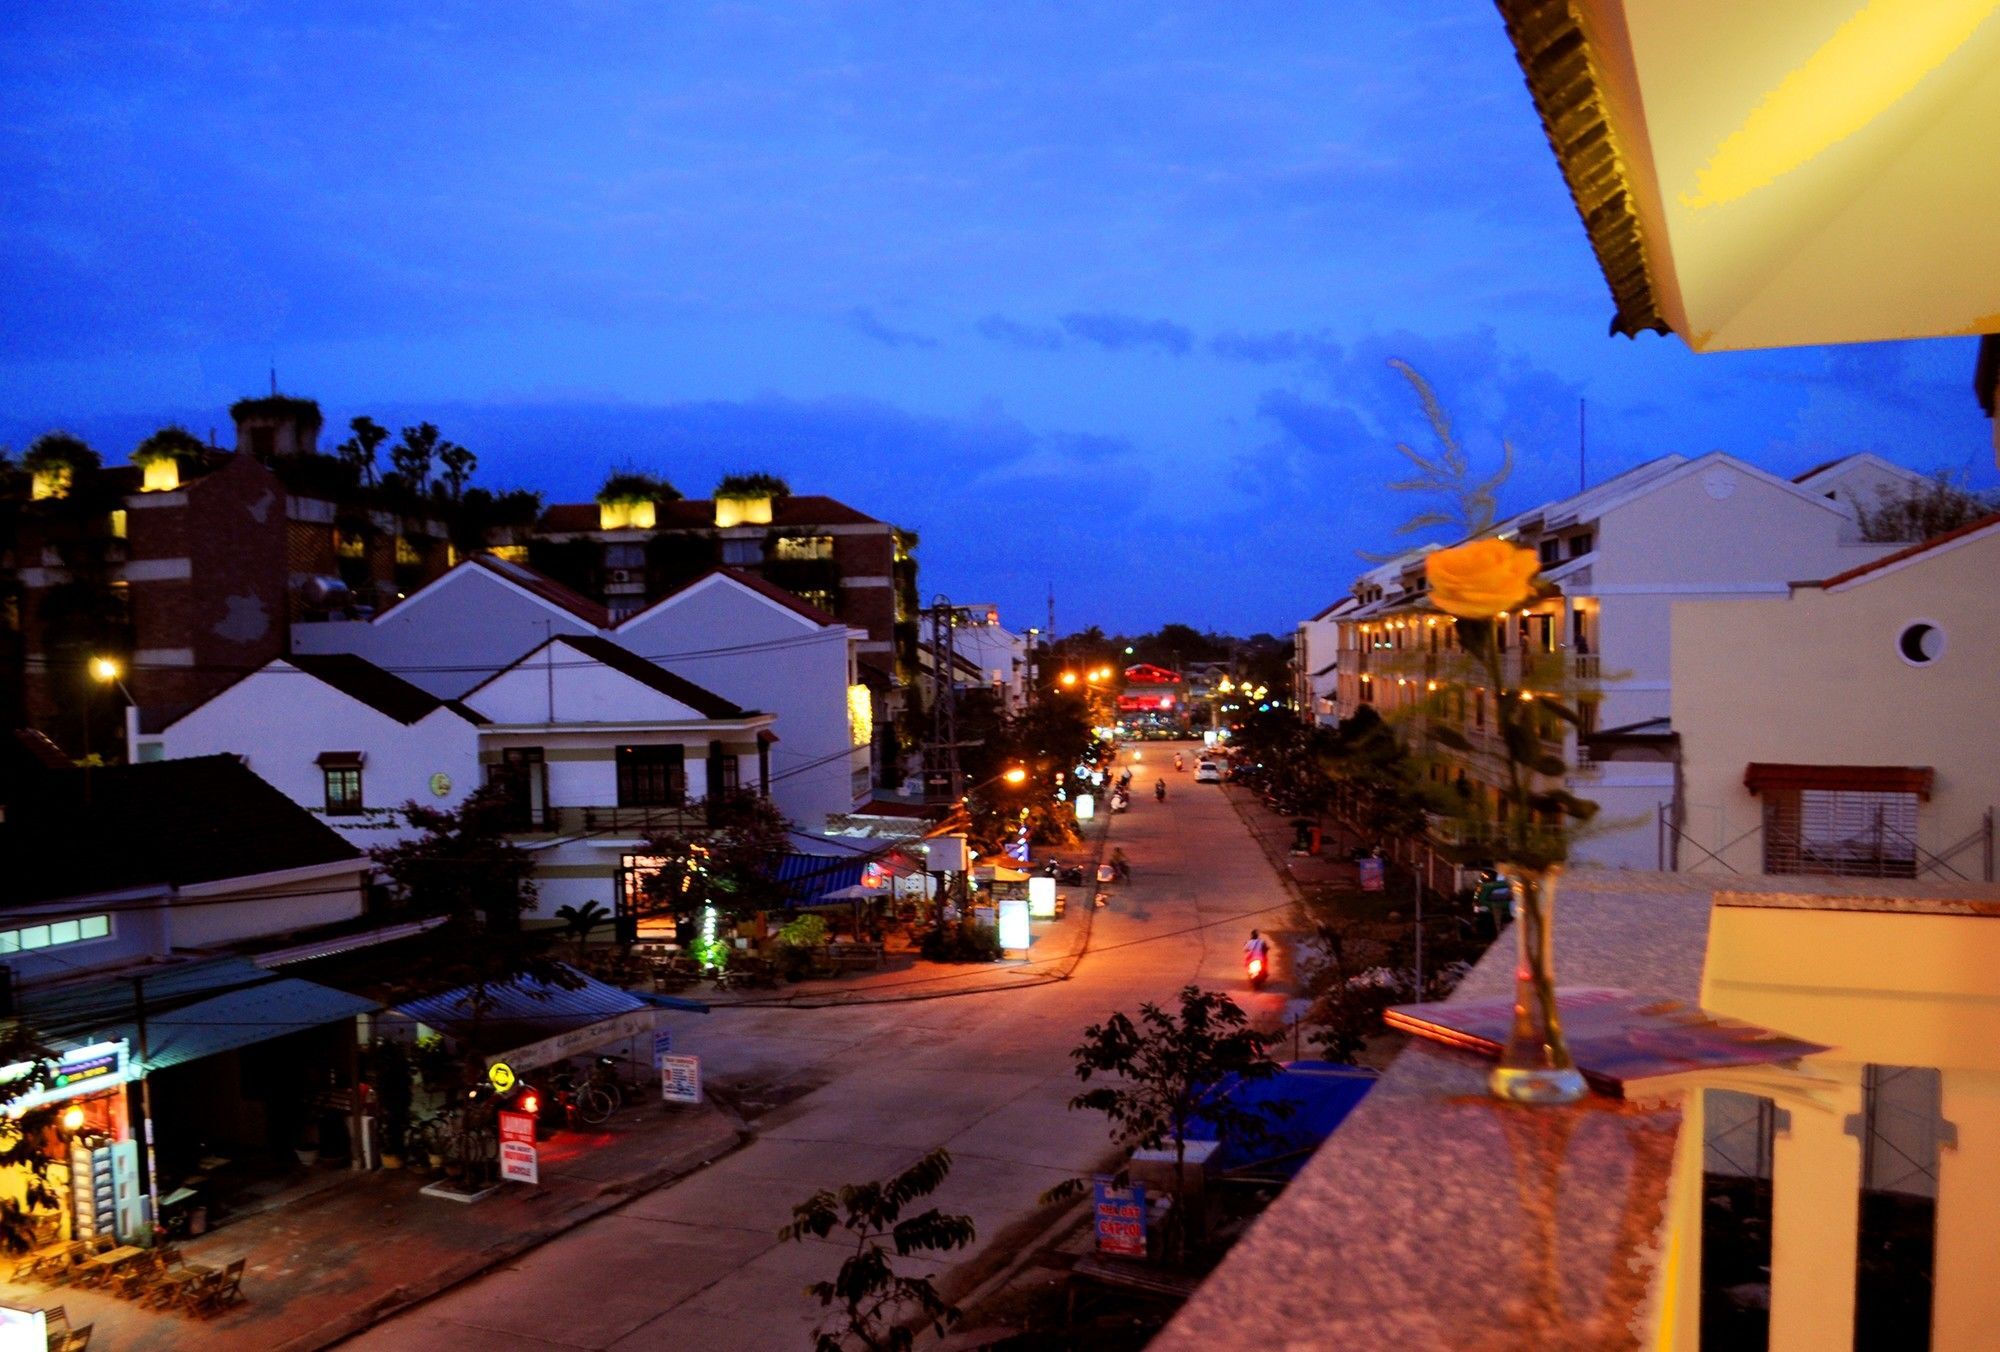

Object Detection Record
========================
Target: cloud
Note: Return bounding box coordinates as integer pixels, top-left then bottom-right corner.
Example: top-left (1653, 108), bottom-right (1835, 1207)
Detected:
top-left (975, 314), bottom-right (1065, 350)
top-left (1210, 328), bottom-right (1343, 367)
top-left (1059, 312), bottom-right (1193, 356)
top-left (844, 307), bottom-right (939, 350)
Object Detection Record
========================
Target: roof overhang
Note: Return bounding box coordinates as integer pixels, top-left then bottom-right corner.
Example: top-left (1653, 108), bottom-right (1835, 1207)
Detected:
top-left (1745, 762), bottom-right (1935, 800)
top-left (1496, 0), bottom-right (2000, 351)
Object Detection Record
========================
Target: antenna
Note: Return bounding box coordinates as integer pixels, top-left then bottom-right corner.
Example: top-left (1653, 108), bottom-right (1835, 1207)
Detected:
top-left (270, 363), bottom-right (278, 397)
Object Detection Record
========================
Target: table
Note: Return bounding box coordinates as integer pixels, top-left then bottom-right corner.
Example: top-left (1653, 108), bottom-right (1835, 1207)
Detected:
top-left (75, 1245), bottom-right (144, 1286)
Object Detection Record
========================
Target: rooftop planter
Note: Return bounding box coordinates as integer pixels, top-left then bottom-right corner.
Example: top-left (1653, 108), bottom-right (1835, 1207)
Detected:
top-left (22, 433), bottom-right (100, 501)
top-left (130, 426), bottom-right (208, 493)
top-left (597, 471), bottom-right (678, 531)
top-left (713, 472), bottom-right (790, 527)
top-left (229, 394), bottom-right (324, 433)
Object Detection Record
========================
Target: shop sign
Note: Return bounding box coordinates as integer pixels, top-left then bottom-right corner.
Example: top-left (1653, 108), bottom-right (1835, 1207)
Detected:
top-left (1358, 857), bottom-right (1386, 892)
top-left (487, 1061), bottom-right (517, 1093)
top-left (1093, 1177), bottom-right (1148, 1257)
top-left (498, 1110), bottom-right (535, 1148)
top-left (499, 1140), bottom-right (539, 1185)
top-left (0, 1041), bottom-right (131, 1114)
top-left (660, 1054), bottom-right (702, 1105)
top-left (653, 1030), bottom-right (673, 1068)
top-left (487, 1010), bottom-right (657, 1076)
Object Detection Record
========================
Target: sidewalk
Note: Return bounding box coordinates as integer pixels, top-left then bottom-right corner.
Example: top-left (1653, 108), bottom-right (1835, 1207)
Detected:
top-left (0, 1099), bottom-right (746, 1352)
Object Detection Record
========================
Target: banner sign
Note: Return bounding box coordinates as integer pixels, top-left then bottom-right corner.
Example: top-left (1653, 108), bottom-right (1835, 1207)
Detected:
top-left (653, 1029), bottom-right (674, 1067)
top-left (1093, 1177), bottom-right (1148, 1257)
top-left (499, 1140), bottom-right (539, 1185)
top-left (661, 1054), bottom-right (702, 1105)
top-left (1358, 856), bottom-right (1385, 892)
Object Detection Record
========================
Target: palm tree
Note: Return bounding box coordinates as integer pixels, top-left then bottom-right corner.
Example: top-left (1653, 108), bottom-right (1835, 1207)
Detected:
top-left (554, 900), bottom-right (611, 953)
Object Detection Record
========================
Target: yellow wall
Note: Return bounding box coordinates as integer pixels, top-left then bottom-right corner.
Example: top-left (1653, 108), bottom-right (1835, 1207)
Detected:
top-left (1671, 525), bottom-right (2000, 875)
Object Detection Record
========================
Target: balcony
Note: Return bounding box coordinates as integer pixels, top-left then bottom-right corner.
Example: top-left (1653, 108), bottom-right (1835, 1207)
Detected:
top-left (576, 804), bottom-right (712, 836)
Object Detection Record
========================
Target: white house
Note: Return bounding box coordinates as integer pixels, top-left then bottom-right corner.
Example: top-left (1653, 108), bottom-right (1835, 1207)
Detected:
top-left (1792, 452), bottom-right (1935, 533)
top-left (133, 652), bottom-right (486, 849)
top-left (289, 559), bottom-right (869, 833)
top-left (1322, 451), bottom-right (1905, 868)
top-left (919, 604), bottom-right (1034, 714)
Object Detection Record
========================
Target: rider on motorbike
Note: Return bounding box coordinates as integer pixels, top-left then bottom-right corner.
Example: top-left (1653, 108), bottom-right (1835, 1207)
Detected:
top-left (1155, 778), bottom-right (1167, 802)
top-left (1243, 930), bottom-right (1272, 986)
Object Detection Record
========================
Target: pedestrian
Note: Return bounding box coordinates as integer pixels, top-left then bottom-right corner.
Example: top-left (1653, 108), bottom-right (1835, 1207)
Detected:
top-left (1111, 848), bottom-right (1131, 883)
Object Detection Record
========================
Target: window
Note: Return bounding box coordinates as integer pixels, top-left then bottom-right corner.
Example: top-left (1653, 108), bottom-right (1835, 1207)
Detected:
top-left (1897, 622), bottom-right (1945, 667)
top-left (605, 542), bottom-right (645, 569)
top-left (395, 536), bottom-right (422, 566)
top-left (720, 538), bottom-right (761, 566)
top-left (323, 764), bottom-right (363, 815)
top-left (1568, 532), bottom-right (1593, 558)
top-left (1763, 788), bottom-right (1919, 878)
top-left (720, 755), bottom-right (740, 793)
top-left (1538, 538), bottom-right (1561, 566)
top-left (773, 534), bottom-right (834, 561)
top-left (0, 914), bottom-right (112, 954)
top-left (617, 745), bottom-right (686, 807)
top-left (490, 747), bottom-right (549, 830)
top-left (797, 589), bottom-right (838, 614)
top-left (109, 509), bottom-right (128, 539)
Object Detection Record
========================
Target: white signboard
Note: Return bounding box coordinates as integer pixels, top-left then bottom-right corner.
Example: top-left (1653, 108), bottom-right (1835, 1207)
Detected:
top-left (998, 897), bottom-right (1031, 953)
top-left (1075, 794), bottom-right (1095, 821)
top-left (486, 1010), bottom-right (658, 1075)
top-left (1027, 875), bottom-right (1057, 919)
top-left (661, 1054), bottom-right (703, 1105)
top-left (499, 1140), bottom-right (539, 1185)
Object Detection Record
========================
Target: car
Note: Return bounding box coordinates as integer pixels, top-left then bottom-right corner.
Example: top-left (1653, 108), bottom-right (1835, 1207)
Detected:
top-left (1195, 761), bottom-right (1221, 784)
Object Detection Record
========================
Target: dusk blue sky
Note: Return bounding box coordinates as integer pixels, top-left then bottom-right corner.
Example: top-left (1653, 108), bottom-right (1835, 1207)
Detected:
top-left (4, 3), bottom-right (1992, 633)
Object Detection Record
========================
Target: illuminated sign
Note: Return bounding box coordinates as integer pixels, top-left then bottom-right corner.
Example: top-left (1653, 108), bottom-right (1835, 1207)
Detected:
top-left (487, 1062), bottom-right (517, 1093)
top-left (1028, 876), bottom-right (1058, 919)
top-left (0, 1041), bottom-right (132, 1114)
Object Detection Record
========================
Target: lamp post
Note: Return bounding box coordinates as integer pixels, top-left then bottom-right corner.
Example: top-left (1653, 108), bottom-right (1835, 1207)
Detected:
top-left (81, 654), bottom-right (126, 805)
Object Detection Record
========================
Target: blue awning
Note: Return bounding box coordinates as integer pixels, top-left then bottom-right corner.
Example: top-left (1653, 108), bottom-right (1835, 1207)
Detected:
top-left (393, 965), bottom-right (657, 1070)
top-left (773, 852), bottom-right (868, 907)
top-left (21, 958), bottom-right (379, 1075)
top-left (1188, 1063), bottom-right (1375, 1179)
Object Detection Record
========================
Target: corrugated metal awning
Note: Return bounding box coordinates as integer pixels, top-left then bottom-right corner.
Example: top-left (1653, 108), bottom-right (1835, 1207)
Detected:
top-left (393, 966), bottom-right (657, 1070)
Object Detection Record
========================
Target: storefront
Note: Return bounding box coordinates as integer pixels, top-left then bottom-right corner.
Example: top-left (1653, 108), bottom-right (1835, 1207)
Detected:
top-left (0, 1040), bottom-right (143, 1247)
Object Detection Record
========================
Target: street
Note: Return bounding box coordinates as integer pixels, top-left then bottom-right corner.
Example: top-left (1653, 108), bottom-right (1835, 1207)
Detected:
top-left (349, 742), bottom-right (1294, 1351)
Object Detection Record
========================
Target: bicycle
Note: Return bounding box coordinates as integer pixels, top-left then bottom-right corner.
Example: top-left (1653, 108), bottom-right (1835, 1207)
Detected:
top-left (552, 1060), bottom-right (619, 1125)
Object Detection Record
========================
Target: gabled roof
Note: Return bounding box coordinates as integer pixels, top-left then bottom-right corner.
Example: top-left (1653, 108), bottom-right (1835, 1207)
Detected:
top-left (371, 554), bottom-right (610, 629)
top-left (1791, 452), bottom-right (1928, 495)
top-left (538, 494), bottom-right (884, 534)
top-left (285, 653), bottom-right (484, 725)
top-left (615, 567), bottom-right (841, 633)
top-left (1810, 512), bottom-right (2000, 591)
top-left (1, 754), bottom-right (362, 906)
top-left (543, 635), bottom-right (751, 719)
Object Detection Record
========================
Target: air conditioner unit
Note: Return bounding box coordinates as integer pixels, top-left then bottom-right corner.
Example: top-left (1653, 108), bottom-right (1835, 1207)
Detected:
top-left (607, 568), bottom-right (634, 585)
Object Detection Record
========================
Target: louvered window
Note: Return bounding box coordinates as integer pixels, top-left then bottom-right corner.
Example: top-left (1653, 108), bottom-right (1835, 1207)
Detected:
top-left (1762, 788), bottom-right (1919, 878)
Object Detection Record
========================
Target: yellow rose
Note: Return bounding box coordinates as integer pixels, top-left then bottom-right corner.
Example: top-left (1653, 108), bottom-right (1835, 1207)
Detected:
top-left (1425, 538), bottom-right (1540, 618)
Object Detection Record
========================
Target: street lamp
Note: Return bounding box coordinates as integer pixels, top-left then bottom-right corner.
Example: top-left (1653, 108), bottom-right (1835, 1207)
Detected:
top-left (89, 656), bottom-right (122, 684)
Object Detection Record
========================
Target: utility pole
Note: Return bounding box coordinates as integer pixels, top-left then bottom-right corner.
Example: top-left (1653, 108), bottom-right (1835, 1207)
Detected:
top-left (926, 596), bottom-right (962, 801)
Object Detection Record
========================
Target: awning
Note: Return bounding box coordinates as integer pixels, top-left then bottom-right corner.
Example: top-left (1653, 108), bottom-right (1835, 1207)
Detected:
top-left (393, 966), bottom-right (657, 1072)
top-left (315, 750), bottom-right (364, 767)
top-left (20, 957), bottom-right (379, 1074)
top-left (1187, 1063), bottom-right (1376, 1180)
top-left (774, 852), bottom-right (869, 907)
top-left (1745, 763), bottom-right (1935, 800)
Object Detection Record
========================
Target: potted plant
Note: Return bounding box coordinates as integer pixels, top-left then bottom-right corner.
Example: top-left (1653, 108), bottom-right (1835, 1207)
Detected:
top-left (596, 470), bottom-right (678, 530)
top-left (774, 912), bottom-right (829, 982)
top-left (713, 471), bottom-right (789, 527)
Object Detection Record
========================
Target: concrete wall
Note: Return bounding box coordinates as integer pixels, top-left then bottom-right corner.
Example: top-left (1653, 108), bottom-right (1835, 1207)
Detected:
top-left (1672, 525), bottom-right (2000, 876)
top-left (291, 567), bottom-right (596, 697)
top-left (465, 646), bottom-right (715, 727)
top-left (143, 661), bottom-right (481, 849)
top-left (168, 865), bottom-right (371, 949)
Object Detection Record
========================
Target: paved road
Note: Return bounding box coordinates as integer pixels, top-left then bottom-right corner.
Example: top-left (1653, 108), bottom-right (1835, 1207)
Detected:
top-left (352, 741), bottom-right (1292, 1351)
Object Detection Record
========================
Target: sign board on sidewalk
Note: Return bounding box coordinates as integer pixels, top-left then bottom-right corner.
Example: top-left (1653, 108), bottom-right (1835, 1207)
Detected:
top-left (498, 1110), bottom-right (535, 1146)
top-left (653, 1029), bottom-right (674, 1067)
top-left (1093, 1177), bottom-right (1148, 1258)
top-left (997, 896), bottom-right (1030, 953)
top-left (661, 1053), bottom-right (702, 1105)
top-left (1027, 875), bottom-right (1057, 919)
top-left (1358, 856), bottom-right (1386, 892)
top-left (499, 1140), bottom-right (539, 1185)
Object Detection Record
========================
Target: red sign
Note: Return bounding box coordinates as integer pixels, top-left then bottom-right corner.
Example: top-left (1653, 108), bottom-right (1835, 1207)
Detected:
top-left (1093, 1177), bottom-right (1149, 1257)
top-left (1122, 663), bottom-right (1180, 685)
top-left (498, 1110), bottom-right (535, 1147)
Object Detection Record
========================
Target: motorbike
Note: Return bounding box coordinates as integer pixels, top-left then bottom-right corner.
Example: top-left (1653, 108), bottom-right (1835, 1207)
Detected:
top-left (1154, 780), bottom-right (1167, 803)
top-left (1245, 948), bottom-right (1269, 990)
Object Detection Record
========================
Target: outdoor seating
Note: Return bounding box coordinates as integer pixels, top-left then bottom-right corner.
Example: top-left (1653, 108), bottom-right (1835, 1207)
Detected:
top-left (150, 1258), bottom-right (217, 1312)
top-left (37, 1306), bottom-right (66, 1340)
top-left (824, 941), bottom-right (885, 972)
top-left (52, 1325), bottom-right (91, 1352)
top-left (187, 1257), bottom-right (246, 1317)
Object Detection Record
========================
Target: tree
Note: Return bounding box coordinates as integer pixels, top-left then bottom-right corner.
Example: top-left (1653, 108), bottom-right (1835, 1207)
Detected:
top-left (389, 421), bottom-right (443, 497)
top-left (334, 416), bottom-right (389, 487)
top-left (436, 439), bottom-right (477, 501)
top-left (1855, 470), bottom-right (1999, 543)
top-left (1324, 705), bottom-right (1433, 841)
top-left (0, 1028), bottom-right (69, 1254)
top-left (783, 1147), bottom-right (976, 1352)
top-left (1052, 986), bottom-right (1288, 1265)
top-left (639, 793), bottom-right (794, 965)
top-left (371, 787), bottom-right (576, 1078)
top-left (553, 899), bottom-right (611, 952)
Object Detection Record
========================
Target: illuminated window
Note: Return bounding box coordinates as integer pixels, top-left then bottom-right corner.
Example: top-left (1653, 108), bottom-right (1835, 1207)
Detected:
top-left (0, 914), bottom-right (111, 953)
top-left (336, 532), bottom-right (367, 560)
top-left (323, 765), bottom-right (363, 815)
top-left (109, 509), bottom-right (127, 539)
top-left (848, 684), bottom-right (874, 748)
top-left (488, 544), bottom-right (528, 564)
top-left (395, 536), bottom-right (422, 566)
top-left (797, 589), bottom-right (838, 614)
top-left (773, 534), bottom-right (834, 561)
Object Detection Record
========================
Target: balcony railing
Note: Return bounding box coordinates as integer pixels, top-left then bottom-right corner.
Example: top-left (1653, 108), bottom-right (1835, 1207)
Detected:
top-left (577, 804), bottom-right (713, 836)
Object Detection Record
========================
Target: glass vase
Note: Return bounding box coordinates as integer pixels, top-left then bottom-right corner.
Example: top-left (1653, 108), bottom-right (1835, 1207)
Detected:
top-left (1488, 864), bottom-right (1587, 1105)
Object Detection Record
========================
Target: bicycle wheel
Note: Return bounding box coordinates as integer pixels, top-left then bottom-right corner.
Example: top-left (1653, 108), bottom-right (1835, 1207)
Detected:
top-left (575, 1085), bottom-right (617, 1125)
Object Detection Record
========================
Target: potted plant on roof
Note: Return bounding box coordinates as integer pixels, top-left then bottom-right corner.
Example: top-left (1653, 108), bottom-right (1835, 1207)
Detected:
top-left (129, 426), bottom-right (207, 494)
top-left (713, 471), bottom-right (790, 528)
top-left (21, 432), bottom-right (100, 502)
top-left (596, 470), bottom-right (678, 531)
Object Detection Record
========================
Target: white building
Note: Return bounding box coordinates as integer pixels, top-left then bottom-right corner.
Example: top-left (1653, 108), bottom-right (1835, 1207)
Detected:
top-left (289, 558), bottom-right (871, 832)
top-left (135, 636), bottom-right (775, 934)
top-left (1791, 452), bottom-right (1933, 533)
top-left (919, 604), bottom-right (1033, 714)
top-left (1321, 451), bottom-right (1904, 868)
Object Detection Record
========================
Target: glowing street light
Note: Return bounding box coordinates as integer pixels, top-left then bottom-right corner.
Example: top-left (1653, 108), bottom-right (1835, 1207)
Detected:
top-left (1002, 766), bottom-right (1028, 784)
top-left (89, 656), bottom-right (122, 683)
top-left (1060, 671), bottom-right (1079, 686)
